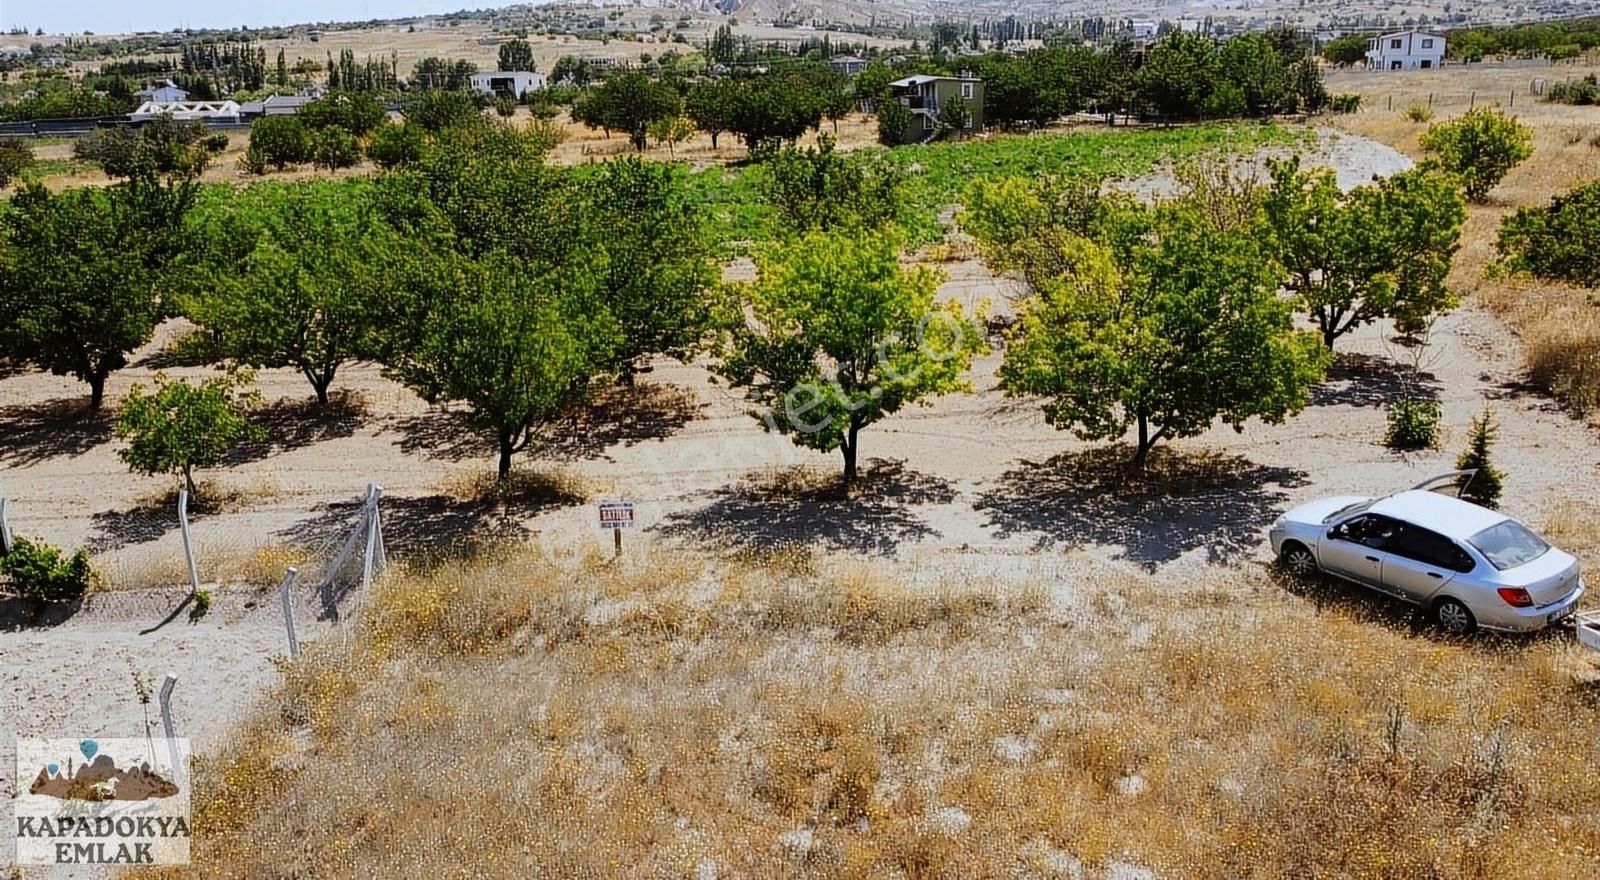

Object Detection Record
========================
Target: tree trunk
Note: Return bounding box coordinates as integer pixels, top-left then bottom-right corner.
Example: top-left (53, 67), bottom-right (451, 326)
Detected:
top-left (1133, 413), bottom-right (1152, 470)
top-left (306, 365), bottom-right (336, 406)
top-left (710, 131), bottom-right (719, 149)
top-left (841, 419), bottom-right (861, 484)
top-left (1322, 325), bottom-right (1340, 349)
top-left (87, 371), bottom-right (107, 411)
top-left (497, 430), bottom-right (516, 482)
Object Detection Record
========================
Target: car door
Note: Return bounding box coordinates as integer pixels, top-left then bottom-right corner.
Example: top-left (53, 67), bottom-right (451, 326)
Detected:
top-left (1320, 514), bottom-right (1402, 590)
top-left (1381, 524), bottom-right (1466, 602)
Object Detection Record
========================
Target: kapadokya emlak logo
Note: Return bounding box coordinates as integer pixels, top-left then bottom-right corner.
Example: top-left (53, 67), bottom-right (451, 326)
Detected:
top-left (30, 738), bottom-right (180, 801)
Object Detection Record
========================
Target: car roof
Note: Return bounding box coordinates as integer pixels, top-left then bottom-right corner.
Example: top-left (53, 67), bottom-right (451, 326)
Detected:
top-left (1367, 490), bottom-right (1508, 540)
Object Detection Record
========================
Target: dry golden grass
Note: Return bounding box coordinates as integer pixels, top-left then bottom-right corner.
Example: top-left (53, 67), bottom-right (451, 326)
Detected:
top-left (435, 465), bottom-right (598, 508)
top-left (152, 546), bottom-right (1600, 879)
top-left (1328, 64), bottom-right (1600, 418)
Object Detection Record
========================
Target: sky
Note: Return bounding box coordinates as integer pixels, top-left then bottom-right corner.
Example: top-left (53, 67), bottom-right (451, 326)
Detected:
top-left (0, 0), bottom-right (509, 36)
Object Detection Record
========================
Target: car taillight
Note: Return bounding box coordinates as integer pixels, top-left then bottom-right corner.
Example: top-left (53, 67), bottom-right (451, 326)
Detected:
top-left (1497, 587), bottom-right (1534, 608)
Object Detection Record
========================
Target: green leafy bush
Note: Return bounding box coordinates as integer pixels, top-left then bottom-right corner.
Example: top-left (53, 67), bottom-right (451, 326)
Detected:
top-left (1456, 409), bottom-right (1505, 507)
top-left (311, 127), bottom-right (361, 170)
top-left (244, 116), bottom-right (312, 173)
top-left (1419, 108), bottom-right (1533, 203)
top-left (0, 139), bottom-right (34, 186)
top-left (2, 536), bottom-right (92, 603)
top-left (115, 371), bottom-right (264, 498)
top-left (367, 122), bottom-right (425, 169)
top-left (1545, 74), bottom-right (1599, 106)
top-left (1385, 398), bottom-right (1442, 450)
top-left (1496, 179), bottom-right (1600, 286)
top-left (1329, 93), bottom-right (1362, 114)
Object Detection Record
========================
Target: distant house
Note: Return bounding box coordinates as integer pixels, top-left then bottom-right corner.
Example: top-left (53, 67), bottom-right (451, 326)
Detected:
top-left (135, 79), bottom-right (188, 103)
top-left (469, 70), bottom-right (547, 99)
top-left (238, 94), bottom-right (319, 119)
top-left (1366, 30), bottom-right (1446, 70)
top-left (885, 73), bottom-right (983, 145)
top-left (828, 54), bottom-right (868, 76)
top-left (130, 100), bottom-right (240, 122)
top-left (1131, 20), bottom-right (1159, 42)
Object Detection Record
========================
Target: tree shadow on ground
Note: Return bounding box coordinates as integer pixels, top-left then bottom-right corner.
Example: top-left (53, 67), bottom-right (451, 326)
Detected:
top-left (85, 485), bottom-right (240, 554)
top-left (1310, 352), bottom-right (1440, 409)
top-left (0, 595), bottom-right (85, 631)
top-left (221, 393), bottom-right (366, 466)
top-left (973, 445), bottom-right (1310, 569)
top-left (393, 383), bottom-right (702, 464)
top-left (0, 397), bottom-right (113, 466)
top-left (654, 458), bottom-right (956, 556)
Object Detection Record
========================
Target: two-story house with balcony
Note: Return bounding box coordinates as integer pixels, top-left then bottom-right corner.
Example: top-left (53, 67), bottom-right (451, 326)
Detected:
top-left (885, 73), bottom-right (984, 144)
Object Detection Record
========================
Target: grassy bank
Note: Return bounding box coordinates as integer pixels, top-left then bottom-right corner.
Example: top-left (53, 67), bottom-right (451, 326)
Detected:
top-left (157, 543), bottom-right (1600, 879)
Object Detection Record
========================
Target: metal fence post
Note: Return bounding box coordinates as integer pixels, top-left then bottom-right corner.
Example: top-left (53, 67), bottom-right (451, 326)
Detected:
top-left (0, 496), bottom-right (11, 556)
top-left (158, 673), bottom-right (182, 782)
top-left (278, 567), bottom-right (300, 658)
top-left (178, 489), bottom-right (200, 596)
top-left (360, 483), bottom-right (382, 590)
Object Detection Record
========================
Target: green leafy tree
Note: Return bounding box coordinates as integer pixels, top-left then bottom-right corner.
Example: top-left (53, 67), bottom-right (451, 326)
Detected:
top-left (75, 114), bottom-right (212, 179)
top-left (1495, 179), bottom-right (1600, 286)
top-left (581, 156), bottom-right (716, 375)
top-left (0, 180), bottom-right (192, 408)
top-left (854, 61), bottom-right (898, 109)
top-left (1456, 409), bottom-right (1505, 507)
top-left (311, 127), bottom-right (362, 170)
top-left (686, 78), bottom-right (739, 149)
top-left (962, 174), bottom-right (1133, 291)
top-left (115, 371), bottom-right (263, 498)
top-left (0, 139), bottom-right (32, 187)
top-left (1419, 108), bottom-right (1534, 203)
top-left (384, 251), bottom-right (620, 480)
top-left (244, 115), bottom-right (312, 172)
top-left (938, 92), bottom-right (971, 138)
top-left (999, 204), bottom-right (1329, 467)
top-left (402, 89), bottom-right (483, 133)
top-left (647, 114), bottom-right (694, 156)
top-left (728, 74), bottom-right (826, 150)
top-left (1321, 34), bottom-right (1370, 66)
top-left (498, 38), bottom-right (535, 72)
top-left (184, 181), bottom-right (392, 404)
top-left (1289, 58), bottom-right (1329, 113)
top-left (298, 91), bottom-right (387, 136)
top-left (1264, 159), bottom-right (1466, 348)
top-left (719, 229), bottom-right (985, 482)
top-left (759, 136), bottom-right (905, 234)
top-left (1219, 32), bottom-right (1291, 115)
top-left (1139, 31), bottom-right (1224, 118)
top-left (875, 97), bottom-right (915, 146)
top-left (366, 121), bottom-right (425, 169)
top-left (576, 72), bottom-right (682, 151)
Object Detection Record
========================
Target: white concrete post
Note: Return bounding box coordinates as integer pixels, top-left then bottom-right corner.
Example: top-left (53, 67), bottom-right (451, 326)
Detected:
top-left (278, 567), bottom-right (300, 658)
top-left (0, 496), bottom-right (12, 555)
top-left (177, 489), bottom-right (200, 596)
top-left (158, 673), bottom-right (182, 782)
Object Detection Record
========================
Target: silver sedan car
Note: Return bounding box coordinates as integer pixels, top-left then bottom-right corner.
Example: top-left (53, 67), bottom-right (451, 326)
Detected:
top-left (1269, 474), bottom-right (1584, 634)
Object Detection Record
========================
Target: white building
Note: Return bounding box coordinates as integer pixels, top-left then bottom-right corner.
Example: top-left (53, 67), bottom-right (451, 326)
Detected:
top-left (135, 79), bottom-right (189, 103)
top-left (1366, 30), bottom-right (1446, 70)
top-left (1131, 20), bottom-right (1158, 41)
top-left (469, 70), bottom-right (547, 99)
top-left (130, 100), bottom-right (241, 122)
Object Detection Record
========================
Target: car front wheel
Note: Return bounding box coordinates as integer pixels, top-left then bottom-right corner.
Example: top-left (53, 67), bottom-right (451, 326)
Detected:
top-left (1278, 541), bottom-right (1317, 578)
top-left (1434, 597), bottom-right (1476, 635)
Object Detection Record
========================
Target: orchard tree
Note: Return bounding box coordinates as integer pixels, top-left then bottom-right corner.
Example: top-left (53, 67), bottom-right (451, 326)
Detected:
top-left (401, 89), bottom-right (483, 133)
top-left (298, 91), bottom-right (387, 136)
top-left (0, 139), bottom-right (32, 186)
top-left (576, 72), bottom-right (681, 151)
top-left (0, 179), bottom-right (193, 409)
top-left (385, 250), bottom-right (620, 480)
top-left (1420, 108), bottom-right (1533, 203)
top-left (1138, 31), bottom-right (1224, 119)
top-left (719, 229), bottom-right (985, 483)
top-left (115, 371), bottom-right (263, 499)
top-left (1264, 159), bottom-right (1465, 348)
top-left (1495, 179), bottom-right (1600, 286)
top-left (728, 74), bottom-right (826, 150)
top-left (244, 115), bottom-right (312, 172)
top-left (1000, 202), bottom-right (1328, 467)
top-left (759, 136), bottom-right (904, 233)
top-left (1219, 32), bottom-right (1291, 115)
top-left (686, 78), bottom-right (738, 149)
top-left (498, 37), bottom-right (535, 72)
top-left (875, 98), bottom-right (915, 146)
top-left (581, 157), bottom-right (716, 375)
top-left (366, 121), bottom-right (426, 169)
top-left (74, 114), bottom-right (213, 179)
top-left (184, 180), bottom-right (394, 404)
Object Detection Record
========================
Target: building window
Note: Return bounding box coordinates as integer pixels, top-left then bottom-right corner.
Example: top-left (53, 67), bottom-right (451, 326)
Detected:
top-left (961, 82), bottom-right (973, 99)
top-left (1422, 38), bottom-right (1434, 48)
top-left (1420, 59), bottom-right (1433, 68)
top-left (1391, 39), bottom-right (1402, 49)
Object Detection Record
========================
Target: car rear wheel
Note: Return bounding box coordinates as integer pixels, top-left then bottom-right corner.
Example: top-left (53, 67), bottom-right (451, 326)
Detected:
top-left (1278, 541), bottom-right (1317, 578)
top-left (1434, 597), bottom-right (1476, 635)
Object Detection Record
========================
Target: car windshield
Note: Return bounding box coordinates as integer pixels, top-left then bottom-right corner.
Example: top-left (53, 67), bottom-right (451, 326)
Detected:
top-left (1467, 520), bottom-right (1551, 571)
top-left (1322, 500), bottom-right (1372, 523)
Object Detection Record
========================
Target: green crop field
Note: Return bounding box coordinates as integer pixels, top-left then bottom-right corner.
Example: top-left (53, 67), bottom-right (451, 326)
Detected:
top-left (688, 122), bottom-right (1308, 251)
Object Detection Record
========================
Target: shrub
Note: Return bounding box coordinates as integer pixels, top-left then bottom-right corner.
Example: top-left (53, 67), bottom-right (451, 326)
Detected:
top-left (1496, 179), bottom-right (1600, 286)
top-left (297, 91), bottom-right (386, 136)
top-left (0, 138), bottom-right (32, 187)
top-left (1545, 74), bottom-right (1599, 105)
top-left (366, 122), bottom-right (425, 169)
top-left (1, 536), bottom-right (92, 603)
top-left (1329, 93), bottom-right (1362, 113)
top-left (200, 133), bottom-right (231, 153)
top-left (1455, 409), bottom-right (1505, 507)
top-left (1385, 398), bottom-right (1441, 450)
top-left (1405, 102), bottom-right (1434, 123)
top-left (494, 96), bottom-right (517, 118)
top-left (876, 98), bottom-right (914, 146)
top-left (1419, 108), bottom-right (1534, 203)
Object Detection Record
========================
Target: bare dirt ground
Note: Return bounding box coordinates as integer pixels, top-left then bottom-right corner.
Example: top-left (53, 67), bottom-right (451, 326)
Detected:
top-left (5, 123), bottom-right (1600, 875)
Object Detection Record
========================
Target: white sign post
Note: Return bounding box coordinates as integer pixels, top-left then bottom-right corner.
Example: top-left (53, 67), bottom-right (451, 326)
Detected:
top-left (158, 673), bottom-right (182, 782)
top-left (598, 500), bottom-right (635, 559)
